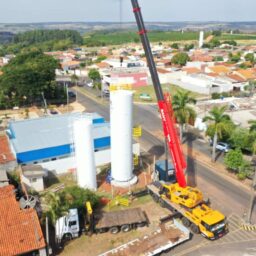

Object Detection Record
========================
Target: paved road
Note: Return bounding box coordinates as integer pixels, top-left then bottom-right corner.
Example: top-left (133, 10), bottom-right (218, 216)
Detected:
top-left (75, 89), bottom-right (256, 255)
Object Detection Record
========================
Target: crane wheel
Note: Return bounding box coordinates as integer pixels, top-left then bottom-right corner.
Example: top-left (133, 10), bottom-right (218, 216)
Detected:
top-left (159, 198), bottom-right (166, 208)
top-left (109, 226), bottom-right (120, 234)
top-left (152, 194), bottom-right (159, 203)
top-left (121, 224), bottom-right (131, 232)
top-left (181, 217), bottom-right (191, 227)
top-left (190, 224), bottom-right (200, 234)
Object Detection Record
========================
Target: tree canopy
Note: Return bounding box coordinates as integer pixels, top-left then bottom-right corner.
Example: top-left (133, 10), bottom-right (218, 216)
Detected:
top-left (88, 68), bottom-right (101, 81)
top-left (0, 49), bottom-right (61, 108)
top-left (13, 29), bottom-right (83, 45)
top-left (171, 52), bottom-right (190, 66)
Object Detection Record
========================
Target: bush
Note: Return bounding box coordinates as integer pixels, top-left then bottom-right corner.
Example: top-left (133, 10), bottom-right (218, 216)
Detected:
top-left (211, 93), bottom-right (221, 99)
top-left (237, 171), bottom-right (247, 180)
top-left (224, 149), bottom-right (244, 172)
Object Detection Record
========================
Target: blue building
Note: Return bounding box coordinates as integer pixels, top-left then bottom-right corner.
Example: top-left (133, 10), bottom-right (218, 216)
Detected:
top-left (7, 113), bottom-right (110, 172)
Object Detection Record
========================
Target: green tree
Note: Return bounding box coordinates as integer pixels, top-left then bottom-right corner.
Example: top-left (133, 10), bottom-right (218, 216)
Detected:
top-left (43, 192), bottom-right (68, 225)
top-left (229, 127), bottom-right (251, 151)
top-left (95, 55), bottom-right (107, 63)
top-left (210, 38), bottom-right (221, 48)
top-left (0, 49), bottom-right (59, 108)
top-left (42, 186), bottom-right (100, 225)
top-left (171, 52), bottom-right (190, 66)
top-left (244, 80), bottom-right (256, 96)
top-left (223, 40), bottom-right (237, 46)
top-left (171, 43), bottom-right (179, 49)
top-left (244, 53), bottom-right (255, 64)
top-left (58, 186), bottom-right (100, 212)
top-left (184, 44), bottom-right (194, 51)
top-left (212, 30), bottom-right (222, 36)
top-left (213, 56), bottom-right (224, 62)
top-left (224, 149), bottom-right (244, 172)
top-left (248, 119), bottom-right (256, 132)
top-left (172, 90), bottom-right (196, 142)
top-left (203, 106), bottom-right (232, 162)
top-left (88, 68), bottom-right (101, 82)
top-left (228, 52), bottom-right (241, 63)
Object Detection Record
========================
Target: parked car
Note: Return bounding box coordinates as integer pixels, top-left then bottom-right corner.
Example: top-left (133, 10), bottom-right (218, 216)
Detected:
top-left (68, 91), bottom-right (76, 98)
top-left (215, 142), bottom-right (230, 153)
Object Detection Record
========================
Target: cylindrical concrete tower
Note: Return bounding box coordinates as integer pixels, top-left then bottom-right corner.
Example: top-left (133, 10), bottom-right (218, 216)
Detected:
top-left (73, 118), bottom-right (97, 190)
top-left (110, 90), bottom-right (137, 187)
top-left (199, 31), bottom-right (204, 48)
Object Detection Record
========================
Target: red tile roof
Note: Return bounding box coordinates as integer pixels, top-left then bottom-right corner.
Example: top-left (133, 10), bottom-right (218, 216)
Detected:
top-left (157, 68), bottom-right (170, 74)
top-left (0, 185), bottom-right (46, 255)
top-left (0, 135), bottom-right (15, 164)
top-left (227, 74), bottom-right (246, 82)
top-left (182, 67), bottom-right (201, 74)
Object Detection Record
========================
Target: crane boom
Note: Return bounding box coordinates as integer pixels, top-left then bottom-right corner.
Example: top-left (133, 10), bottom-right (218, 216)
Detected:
top-left (131, 0), bottom-right (187, 187)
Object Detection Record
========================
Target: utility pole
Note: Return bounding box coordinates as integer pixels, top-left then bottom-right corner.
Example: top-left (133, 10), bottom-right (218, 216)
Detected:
top-left (246, 169), bottom-right (256, 223)
top-left (45, 216), bottom-right (50, 256)
top-left (41, 92), bottom-right (48, 115)
top-left (65, 82), bottom-right (69, 112)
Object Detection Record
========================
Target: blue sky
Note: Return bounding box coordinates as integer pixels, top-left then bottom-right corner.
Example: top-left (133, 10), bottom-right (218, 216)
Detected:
top-left (1, 0), bottom-right (256, 23)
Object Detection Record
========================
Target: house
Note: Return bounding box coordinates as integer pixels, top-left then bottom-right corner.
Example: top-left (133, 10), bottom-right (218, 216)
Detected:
top-left (0, 134), bottom-right (16, 171)
top-left (0, 185), bottom-right (46, 256)
top-left (205, 65), bottom-right (231, 75)
top-left (101, 67), bottom-right (149, 90)
top-left (0, 169), bottom-right (9, 187)
top-left (61, 60), bottom-right (81, 71)
top-left (21, 165), bottom-right (46, 192)
top-left (234, 69), bottom-right (256, 81)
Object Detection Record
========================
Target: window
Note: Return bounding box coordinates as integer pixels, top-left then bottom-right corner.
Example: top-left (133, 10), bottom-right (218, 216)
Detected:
top-left (30, 178), bottom-right (37, 183)
top-left (69, 221), bottom-right (77, 227)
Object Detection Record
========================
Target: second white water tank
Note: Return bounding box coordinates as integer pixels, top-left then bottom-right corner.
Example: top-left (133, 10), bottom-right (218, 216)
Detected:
top-left (73, 117), bottom-right (97, 190)
top-left (110, 90), bottom-right (134, 182)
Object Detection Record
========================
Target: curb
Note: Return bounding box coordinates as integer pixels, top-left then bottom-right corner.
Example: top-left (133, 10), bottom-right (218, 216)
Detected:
top-left (241, 223), bottom-right (256, 231)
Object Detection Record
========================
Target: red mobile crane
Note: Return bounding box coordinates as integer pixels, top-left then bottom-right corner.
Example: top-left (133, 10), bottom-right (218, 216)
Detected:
top-left (131, 1), bottom-right (228, 240)
top-left (131, 0), bottom-right (187, 187)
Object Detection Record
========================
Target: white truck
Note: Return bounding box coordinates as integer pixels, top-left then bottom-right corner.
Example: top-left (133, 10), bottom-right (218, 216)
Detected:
top-left (55, 207), bottom-right (148, 244)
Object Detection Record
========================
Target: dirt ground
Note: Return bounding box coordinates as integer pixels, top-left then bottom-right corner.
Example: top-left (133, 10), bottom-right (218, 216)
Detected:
top-left (59, 199), bottom-right (171, 256)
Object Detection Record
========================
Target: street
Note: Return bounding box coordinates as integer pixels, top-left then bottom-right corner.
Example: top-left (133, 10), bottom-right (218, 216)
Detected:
top-left (75, 88), bottom-right (256, 255)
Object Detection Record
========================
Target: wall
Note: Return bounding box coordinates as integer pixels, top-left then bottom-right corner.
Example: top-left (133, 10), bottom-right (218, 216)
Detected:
top-left (21, 174), bottom-right (44, 192)
top-left (39, 143), bottom-right (140, 175)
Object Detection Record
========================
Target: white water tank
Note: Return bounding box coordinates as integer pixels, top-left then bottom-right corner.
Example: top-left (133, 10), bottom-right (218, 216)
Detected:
top-left (73, 118), bottom-right (97, 190)
top-left (199, 31), bottom-right (204, 48)
top-left (110, 90), bottom-right (137, 187)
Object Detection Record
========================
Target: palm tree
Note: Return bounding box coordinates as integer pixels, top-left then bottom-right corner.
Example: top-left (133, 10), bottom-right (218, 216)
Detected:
top-left (203, 105), bottom-right (232, 162)
top-left (42, 192), bottom-right (68, 225)
top-left (172, 90), bottom-right (197, 142)
top-left (71, 74), bottom-right (79, 87)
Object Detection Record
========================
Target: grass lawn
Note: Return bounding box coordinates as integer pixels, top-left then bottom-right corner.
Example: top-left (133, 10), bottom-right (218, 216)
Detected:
top-left (133, 84), bottom-right (205, 103)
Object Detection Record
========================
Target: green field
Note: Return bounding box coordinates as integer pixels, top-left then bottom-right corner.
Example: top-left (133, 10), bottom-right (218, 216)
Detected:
top-left (218, 33), bottom-right (256, 40)
top-left (84, 30), bottom-right (203, 46)
top-left (84, 30), bottom-right (256, 46)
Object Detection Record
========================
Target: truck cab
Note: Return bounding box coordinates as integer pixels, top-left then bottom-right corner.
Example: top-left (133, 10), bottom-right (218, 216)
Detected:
top-left (55, 208), bottom-right (80, 244)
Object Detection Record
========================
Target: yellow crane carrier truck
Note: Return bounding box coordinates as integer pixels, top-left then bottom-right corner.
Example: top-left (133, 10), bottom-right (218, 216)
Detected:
top-left (148, 182), bottom-right (228, 240)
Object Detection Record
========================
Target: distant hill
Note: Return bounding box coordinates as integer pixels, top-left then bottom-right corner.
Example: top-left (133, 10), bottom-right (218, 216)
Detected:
top-left (0, 31), bottom-right (14, 44)
top-left (1, 22), bottom-right (256, 35)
